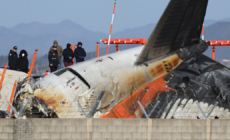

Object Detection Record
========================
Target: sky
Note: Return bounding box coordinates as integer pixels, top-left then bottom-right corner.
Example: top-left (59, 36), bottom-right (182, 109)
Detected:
top-left (0, 0), bottom-right (230, 34)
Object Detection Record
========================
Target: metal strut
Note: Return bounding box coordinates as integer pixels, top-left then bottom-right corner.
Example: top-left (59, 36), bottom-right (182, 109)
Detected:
top-left (196, 101), bottom-right (218, 119)
top-left (137, 100), bottom-right (160, 118)
top-left (78, 91), bottom-right (105, 118)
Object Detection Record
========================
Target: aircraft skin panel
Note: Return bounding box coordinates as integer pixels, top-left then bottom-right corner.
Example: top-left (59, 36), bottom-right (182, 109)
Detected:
top-left (33, 47), bottom-right (183, 118)
top-left (135, 0), bottom-right (209, 65)
top-left (101, 49), bottom-right (230, 119)
top-left (100, 74), bottom-right (168, 118)
top-left (100, 74), bottom-right (230, 119)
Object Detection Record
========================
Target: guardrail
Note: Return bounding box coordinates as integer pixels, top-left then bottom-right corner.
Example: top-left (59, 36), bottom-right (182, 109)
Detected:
top-left (206, 40), bottom-right (230, 60)
top-left (96, 38), bottom-right (230, 61)
top-left (97, 38), bottom-right (147, 57)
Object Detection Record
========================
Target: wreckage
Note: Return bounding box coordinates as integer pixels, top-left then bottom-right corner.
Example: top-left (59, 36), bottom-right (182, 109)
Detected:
top-left (1, 0), bottom-right (230, 119)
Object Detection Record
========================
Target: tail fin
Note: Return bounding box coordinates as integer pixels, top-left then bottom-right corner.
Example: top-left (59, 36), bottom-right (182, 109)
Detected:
top-left (135, 0), bottom-right (209, 65)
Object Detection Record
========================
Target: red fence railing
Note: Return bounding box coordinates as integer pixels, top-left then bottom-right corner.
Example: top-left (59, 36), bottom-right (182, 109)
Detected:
top-left (96, 38), bottom-right (230, 61)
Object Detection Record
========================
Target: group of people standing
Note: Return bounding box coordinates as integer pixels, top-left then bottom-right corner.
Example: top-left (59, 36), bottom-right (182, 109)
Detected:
top-left (8, 40), bottom-right (86, 73)
top-left (8, 46), bottom-right (29, 73)
top-left (48, 40), bottom-right (86, 72)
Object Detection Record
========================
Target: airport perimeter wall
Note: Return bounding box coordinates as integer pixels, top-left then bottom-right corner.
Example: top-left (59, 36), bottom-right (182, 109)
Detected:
top-left (0, 118), bottom-right (229, 140)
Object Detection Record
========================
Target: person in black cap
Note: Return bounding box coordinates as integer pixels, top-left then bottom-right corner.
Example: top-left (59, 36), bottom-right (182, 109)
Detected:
top-left (17, 50), bottom-right (29, 73)
top-left (8, 46), bottom-right (18, 70)
top-left (48, 45), bottom-right (59, 72)
top-left (63, 43), bottom-right (74, 67)
top-left (74, 42), bottom-right (86, 63)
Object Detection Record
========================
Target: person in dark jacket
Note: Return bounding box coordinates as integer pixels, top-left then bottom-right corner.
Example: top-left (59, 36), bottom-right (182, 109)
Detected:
top-left (63, 43), bottom-right (74, 67)
top-left (8, 46), bottom-right (18, 70)
top-left (74, 42), bottom-right (86, 62)
top-left (48, 46), bottom-right (59, 72)
top-left (17, 50), bottom-right (29, 73)
top-left (49, 40), bottom-right (63, 70)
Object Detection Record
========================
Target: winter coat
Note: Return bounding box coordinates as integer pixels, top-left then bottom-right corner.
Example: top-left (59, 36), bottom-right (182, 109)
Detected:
top-left (49, 41), bottom-right (63, 60)
top-left (48, 50), bottom-right (59, 67)
top-left (63, 46), bottom-right (74, 63)
top-left (74, 47), bottom-right (86, 62)
top-left (17, 50), bottom-right (29, 73)
top-left (8, 50), bottom-right (18, 70)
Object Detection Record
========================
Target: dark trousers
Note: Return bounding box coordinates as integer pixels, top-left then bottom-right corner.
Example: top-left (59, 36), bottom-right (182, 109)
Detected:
top-left (50, 66), bottom-right (58, 72)
top-left (64, 62), bottom-right (73, 67)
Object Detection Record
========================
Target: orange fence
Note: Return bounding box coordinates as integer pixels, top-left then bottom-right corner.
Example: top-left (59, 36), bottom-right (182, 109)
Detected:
top-left (206, 40), bottom-right (230, 60)
top-left (97, 42), bottom-right (100, 57)
top-left (28, 49), bottom-right (38, 78)
top-left (44, 70), bottom-right (48, 77)
top-left (97, 38), bottom-right (147, 57)
top-left (97, 39), bottom-right (230, 61)
top-left (0, 65), bottom-right (7, 91)
top-left (7, 80), bottom-right (17, 111)
top-left (72, 44), bottom-right (75, 63)
top-left (101, 38), bottom-right (147, 45)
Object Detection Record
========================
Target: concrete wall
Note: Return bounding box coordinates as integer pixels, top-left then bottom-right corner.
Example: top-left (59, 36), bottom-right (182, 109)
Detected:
top-left (0, 118), bottom-right (229, 140)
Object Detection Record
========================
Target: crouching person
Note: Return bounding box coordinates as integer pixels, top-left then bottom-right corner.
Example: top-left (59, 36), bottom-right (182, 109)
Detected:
top-left (49, 46), bottom-right (59, 72)
top-left (63, 43), bottom-right (74, 67)
top-left (17, 50), bottom-right (29, 73)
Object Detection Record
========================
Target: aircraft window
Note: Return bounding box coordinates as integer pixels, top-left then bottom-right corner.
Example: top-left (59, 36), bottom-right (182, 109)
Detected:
top-left (54, 68), bottom-right (90, 88)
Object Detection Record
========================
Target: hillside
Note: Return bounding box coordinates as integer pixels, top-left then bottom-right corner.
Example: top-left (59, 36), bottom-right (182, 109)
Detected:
top-left (0, 20), bottom-right (108, 56)
top-left (0, 20), bottom-right (230, 63)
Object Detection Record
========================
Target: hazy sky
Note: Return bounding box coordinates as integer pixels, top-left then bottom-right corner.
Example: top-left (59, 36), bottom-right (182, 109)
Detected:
top-left (0, 0), bottom-right (229, 34)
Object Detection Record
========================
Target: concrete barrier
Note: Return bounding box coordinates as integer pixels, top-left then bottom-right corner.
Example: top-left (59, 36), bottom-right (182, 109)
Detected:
top-left (0, 118), bottom-right (228, 140)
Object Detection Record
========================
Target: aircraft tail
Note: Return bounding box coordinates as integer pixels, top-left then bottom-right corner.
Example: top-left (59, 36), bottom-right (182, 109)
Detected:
top-left (135, 0), bottom-right (209, 65)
